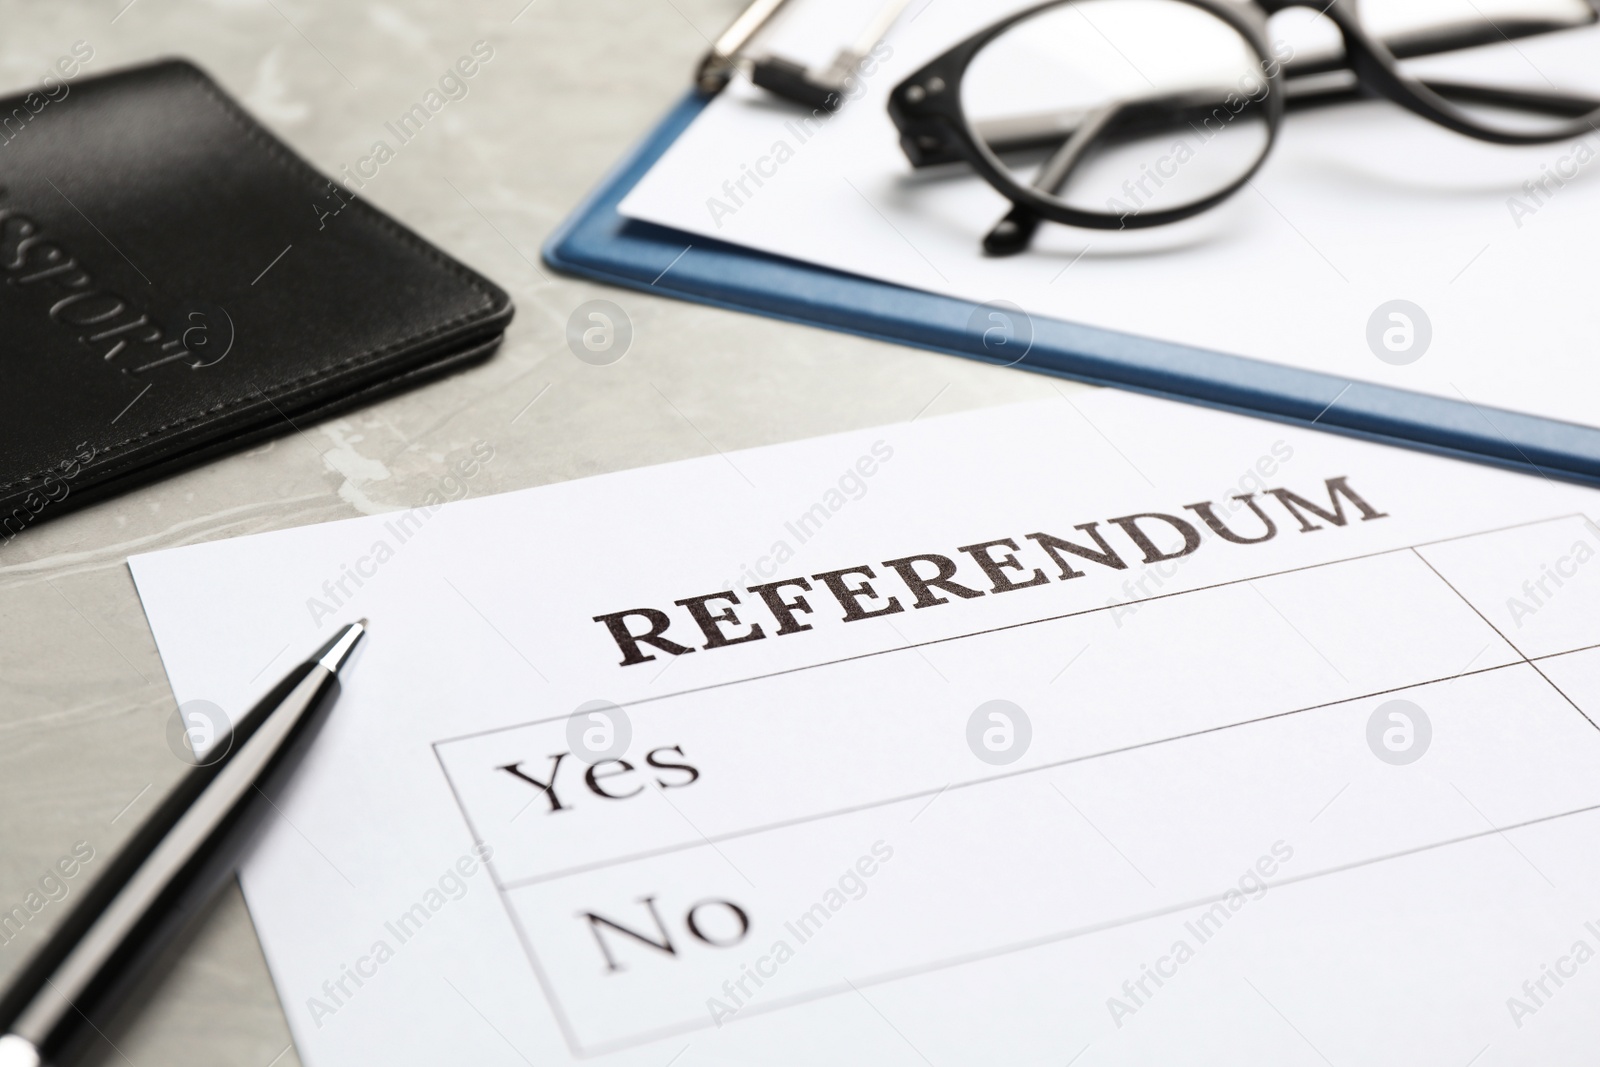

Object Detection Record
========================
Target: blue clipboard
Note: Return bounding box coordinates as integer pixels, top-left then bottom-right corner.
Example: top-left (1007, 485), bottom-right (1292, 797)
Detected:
top-left (544, 90), bottom-right (1600, 487)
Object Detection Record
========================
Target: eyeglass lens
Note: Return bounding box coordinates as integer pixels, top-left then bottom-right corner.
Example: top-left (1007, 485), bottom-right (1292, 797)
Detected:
top-left (961, 0), bottom-right (1275, 225)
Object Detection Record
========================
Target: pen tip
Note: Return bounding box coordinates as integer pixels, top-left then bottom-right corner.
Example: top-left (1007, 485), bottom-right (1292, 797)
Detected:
top-left (315, 621), bottom-right (367, 674)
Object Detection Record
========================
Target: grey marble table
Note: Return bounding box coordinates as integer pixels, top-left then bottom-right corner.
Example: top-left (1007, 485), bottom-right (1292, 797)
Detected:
top-left (0, 1), bottom-right (1073, 1063)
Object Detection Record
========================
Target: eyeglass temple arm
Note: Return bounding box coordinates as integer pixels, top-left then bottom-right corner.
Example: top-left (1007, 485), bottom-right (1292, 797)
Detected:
top-left (984, 103), bottom-right (1124, 256)
top-left (943, 72), bottom-right (1599, 172)
top-left (1287, 76), bottom-right (1600, 118)
top-left (1285, 14), bottom-right (1593, 79)
top-left (982, 75), bottom-right (1599, 256)
top-left (915, 13), bottom-right (1596, 170)
top-left (981, 89), bottom-right (1257, 256)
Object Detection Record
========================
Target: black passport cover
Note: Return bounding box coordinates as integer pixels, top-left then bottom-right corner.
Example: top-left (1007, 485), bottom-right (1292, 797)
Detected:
top-left (0, 59), bottom-right (513, 536)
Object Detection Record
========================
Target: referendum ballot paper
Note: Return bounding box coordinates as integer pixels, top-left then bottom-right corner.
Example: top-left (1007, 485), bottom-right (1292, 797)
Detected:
top-left (131, 392), bottom-right (1600, 1065)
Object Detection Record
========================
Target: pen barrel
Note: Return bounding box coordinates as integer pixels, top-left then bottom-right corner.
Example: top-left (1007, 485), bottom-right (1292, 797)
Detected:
top-left (0, 664), bottom-right (342, 1062)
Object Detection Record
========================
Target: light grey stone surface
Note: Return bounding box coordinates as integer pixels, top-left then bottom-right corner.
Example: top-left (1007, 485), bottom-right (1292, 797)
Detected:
top-left (0, 1), bottom-right (1073, 1063)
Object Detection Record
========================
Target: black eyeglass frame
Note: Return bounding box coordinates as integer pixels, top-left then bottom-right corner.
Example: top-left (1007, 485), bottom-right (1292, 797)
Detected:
top-left (887, 0), bottom-right (1600, 233)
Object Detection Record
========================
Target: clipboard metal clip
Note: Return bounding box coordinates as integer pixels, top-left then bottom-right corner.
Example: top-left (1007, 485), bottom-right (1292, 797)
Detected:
top-left (696, 0), bottom-right (913, 112)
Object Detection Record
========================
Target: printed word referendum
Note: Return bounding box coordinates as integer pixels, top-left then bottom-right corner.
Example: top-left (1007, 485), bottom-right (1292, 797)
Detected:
top-left (593, 476), bottom-right (1388, 666)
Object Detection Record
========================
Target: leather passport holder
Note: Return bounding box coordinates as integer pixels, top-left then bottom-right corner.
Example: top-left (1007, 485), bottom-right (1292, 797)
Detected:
top-left (0, 59), bottom-right (513, 537)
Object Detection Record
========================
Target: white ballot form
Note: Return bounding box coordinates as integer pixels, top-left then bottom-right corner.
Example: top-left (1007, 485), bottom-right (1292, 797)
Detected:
top-left (130, 392), bottom-right (1600, 1065)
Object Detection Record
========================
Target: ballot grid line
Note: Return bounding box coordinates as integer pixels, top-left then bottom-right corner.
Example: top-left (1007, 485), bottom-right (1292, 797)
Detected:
top-left (431, 511), bottom-right (1586, 748)
top-left (441, 740), bottom-right (1600, 1058)
top-left (431, 739), bottom-right (588, 1056)
top-left (564, 798), bottom-right (1600, 1057)
top-left (489, 656), bottom-right (1562, 891)
top-left (437, 512), bottom-right (1600, 889)
top-left (428, 512), bottom-right (1600, 1055)
top-left (1410, 546), bottom-right (1600, 734)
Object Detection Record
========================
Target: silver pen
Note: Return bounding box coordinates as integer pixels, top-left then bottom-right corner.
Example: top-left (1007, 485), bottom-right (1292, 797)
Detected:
top-left (0, 621), bottom-right (366, 1067)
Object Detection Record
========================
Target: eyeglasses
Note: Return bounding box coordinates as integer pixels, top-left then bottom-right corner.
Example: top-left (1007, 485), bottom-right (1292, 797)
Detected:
top-left (886, 0), bottom-right (1600, 255)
